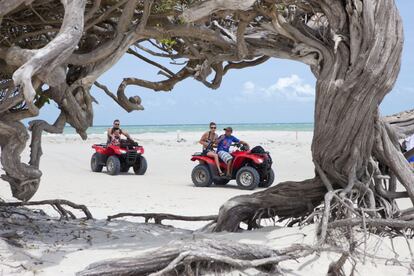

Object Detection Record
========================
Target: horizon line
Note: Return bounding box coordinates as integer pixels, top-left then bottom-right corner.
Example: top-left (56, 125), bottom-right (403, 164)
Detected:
top-left (75, 122), bottom-right (315, 127)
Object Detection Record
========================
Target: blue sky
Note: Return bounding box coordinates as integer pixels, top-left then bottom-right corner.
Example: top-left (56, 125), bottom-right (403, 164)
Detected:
top-left (39, 0), bottom-right (414, 125)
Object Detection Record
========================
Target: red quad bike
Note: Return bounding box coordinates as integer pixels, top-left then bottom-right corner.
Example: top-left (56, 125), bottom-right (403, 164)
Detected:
top-left (91, 140), bottom-right (147, 176)
top-left (191, 143), bottom-right (275, 190)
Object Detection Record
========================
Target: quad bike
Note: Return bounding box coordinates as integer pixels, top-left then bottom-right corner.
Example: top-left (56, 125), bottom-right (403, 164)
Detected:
top-left (191, 143), bottom-right (275, 190)
top-left (91, 139), bottom-right (147, 176)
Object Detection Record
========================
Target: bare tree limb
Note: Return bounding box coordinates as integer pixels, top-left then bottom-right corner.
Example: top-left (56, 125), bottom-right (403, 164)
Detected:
top-left (0, 199), bottom-right (93, 219)
top-left (107, 212), bottom-right (217, 224)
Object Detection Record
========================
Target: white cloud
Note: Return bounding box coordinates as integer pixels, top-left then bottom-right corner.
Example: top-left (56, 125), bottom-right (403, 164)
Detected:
top-left (240, 74), bottom-right (315, 103)
top-left (242, 81), bottom-right (256, 95)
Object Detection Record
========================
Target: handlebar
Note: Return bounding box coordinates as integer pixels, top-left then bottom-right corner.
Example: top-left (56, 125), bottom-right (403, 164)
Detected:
top-left (231, 142), bottom-right (249, 151)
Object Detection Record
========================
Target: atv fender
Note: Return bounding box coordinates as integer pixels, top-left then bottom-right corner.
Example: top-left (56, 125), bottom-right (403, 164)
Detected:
top-left (92, 145), bottom-right (107, 155)
top-left (191, 155), bottom-right (216, 166)
top-left (233, 155), bottom-right (265, 168)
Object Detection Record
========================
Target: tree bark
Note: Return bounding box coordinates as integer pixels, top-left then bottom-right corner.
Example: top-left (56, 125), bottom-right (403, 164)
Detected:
top-left (215, 0), bottom-right (411, 232)
top-left (77, 238), bottom-right (314, 276)
top-left (215, 178), bottom-right (326, 232)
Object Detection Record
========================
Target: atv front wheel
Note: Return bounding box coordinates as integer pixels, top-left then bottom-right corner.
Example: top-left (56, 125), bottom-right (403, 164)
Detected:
top-left (236, 166), bottom-right (260, 190)
top-left (133, 156), bottom-right (147, 175)
top-left (91, 153), bottom-right (104, 172)
top-left (106, 156), bottom-right (121, 175)
top-left (259, 168), bottom-right (275, 188)
top-left (191, 164), bottom-right (213, 187)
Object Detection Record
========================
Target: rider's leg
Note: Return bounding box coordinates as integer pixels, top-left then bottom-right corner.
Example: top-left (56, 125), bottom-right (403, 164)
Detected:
top-left (208, 152), bottom-right (223, 174)
top-left (214, 154), bottom-right (224, 175)
top-left (227, 159), bottom-right (233, 177)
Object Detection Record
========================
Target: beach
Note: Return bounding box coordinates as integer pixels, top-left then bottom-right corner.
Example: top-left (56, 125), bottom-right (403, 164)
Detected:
top-left (0, 130), bottom-right (314, 225)
top-left (0, 130), bottom-right (412, 275)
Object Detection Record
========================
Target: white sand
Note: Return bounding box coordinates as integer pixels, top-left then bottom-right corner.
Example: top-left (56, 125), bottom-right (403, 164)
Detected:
top-left (0, 131), bottom-right (315, 226)
top-left (0, 131), bottom-right (412, 275)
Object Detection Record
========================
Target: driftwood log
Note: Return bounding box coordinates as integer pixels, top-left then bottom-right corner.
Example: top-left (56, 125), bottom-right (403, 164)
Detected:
top-left (77, 238), bottom-right (316, 276)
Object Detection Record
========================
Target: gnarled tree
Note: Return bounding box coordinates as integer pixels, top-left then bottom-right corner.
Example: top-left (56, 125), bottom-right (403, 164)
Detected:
top-left (0, 0), bottom-right (413, 239)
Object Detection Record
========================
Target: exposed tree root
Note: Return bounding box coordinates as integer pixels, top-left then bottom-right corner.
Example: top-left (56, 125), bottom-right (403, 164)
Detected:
top-left (107, 212), bottom-right (217, 224)
top-left (214, 178), bottom-right (327, 232)
top-left (327, 253), bottom-right (351, 276)
top-left (328, 218), bottom-right (414, 231)
top-left (0, 199), bottom-right (93, 220)
top-left (77, 238), bottom-right (316, 276)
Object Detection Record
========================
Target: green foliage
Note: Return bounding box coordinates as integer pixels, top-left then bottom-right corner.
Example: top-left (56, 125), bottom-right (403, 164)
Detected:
top-left (34, 90), bottom-right (50, 109)
top-left (176, 16), bottom-right (186, 25)
top-left (275, 4), bottom-right (286, 12)
top-left (153, 0), bottom-right (179, 13)
top-left (153, 0), bottom-right (196, 14)
top-left (158, 38), bottom-right (177, 51)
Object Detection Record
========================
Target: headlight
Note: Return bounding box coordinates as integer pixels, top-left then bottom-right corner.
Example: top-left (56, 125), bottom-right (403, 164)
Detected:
top-left (257, 158), bottom-right (264, 163)
top-left (120, 150), bottom-right (127, 154)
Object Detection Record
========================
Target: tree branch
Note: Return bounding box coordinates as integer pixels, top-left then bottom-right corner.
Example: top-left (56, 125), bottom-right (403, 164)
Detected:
top-left (94, 81), bottom-right (143, 112)
top-left (107, 212), bottom-right (217, 224)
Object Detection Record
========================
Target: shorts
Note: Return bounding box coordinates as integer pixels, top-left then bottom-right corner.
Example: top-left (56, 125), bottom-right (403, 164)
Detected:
top-left (218, 151), bottom-right (233, 163)
top-left (201, 149), bottom-right (214, 155)
top-left (408, 156), bottom-right (414, 163)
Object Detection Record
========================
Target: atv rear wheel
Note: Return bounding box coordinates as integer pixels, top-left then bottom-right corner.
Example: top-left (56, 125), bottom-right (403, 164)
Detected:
top-left (191, 164), bottom-right (213, 187)
top-left (259, 168), bottom-right (275, 188)
top-left (214, 179), bottom-right (230, 186)
top-left (236, 166), bottom-right (260, 190)
top-left (107, 156), bottom-right (121, 175)
top-left (133, 156), bottom-right (147, 175)
top-left (91, 153), bottom-right (104, 172)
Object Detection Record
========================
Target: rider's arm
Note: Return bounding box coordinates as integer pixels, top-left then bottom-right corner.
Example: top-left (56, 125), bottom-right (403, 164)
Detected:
top-left (122, 130), bottom-right (132, 140)
top-left (216, 135), bottom-right (225, 144)
top-left (107, 128), bottom-right (112, 139)
top-left (240, 140), bottom-right (250, 149)
top-left (233, 136), bottom-right (249, 148)
top-left (199, 132), bottom-right (209, 147)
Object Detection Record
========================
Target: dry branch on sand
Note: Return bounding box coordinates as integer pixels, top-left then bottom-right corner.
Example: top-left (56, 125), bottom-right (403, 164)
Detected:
top-left (107, 212), bottom-right (217, 224)
top-left (0, 199), bottom-right (93, 220)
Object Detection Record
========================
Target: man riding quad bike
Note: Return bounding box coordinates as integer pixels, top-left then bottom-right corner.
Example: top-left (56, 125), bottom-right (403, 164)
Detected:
top-left (91, 139), bottom-right (147, 176)
top-left (191, 142), bottom-right (275, 190)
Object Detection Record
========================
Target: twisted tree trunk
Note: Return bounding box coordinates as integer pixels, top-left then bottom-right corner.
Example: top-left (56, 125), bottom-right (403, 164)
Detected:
top-left (215, 0), bottom-right (412, 232)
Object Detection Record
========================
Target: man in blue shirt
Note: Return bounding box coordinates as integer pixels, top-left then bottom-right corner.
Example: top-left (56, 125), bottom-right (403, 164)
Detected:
top-left (217, 127), bottom-right (249, 177)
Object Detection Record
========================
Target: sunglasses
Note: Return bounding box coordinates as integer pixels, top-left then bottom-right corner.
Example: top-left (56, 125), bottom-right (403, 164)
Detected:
top-left (114, 123), bottom-right (120, 126)
top-left (210, 126), bottom-right (216, 129)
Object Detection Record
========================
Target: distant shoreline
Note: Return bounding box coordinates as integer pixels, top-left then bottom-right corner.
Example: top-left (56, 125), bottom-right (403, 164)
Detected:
top-left (90, 122), bottom-right (314, 127)
top-left (59, 123), bottom-right (314, 135)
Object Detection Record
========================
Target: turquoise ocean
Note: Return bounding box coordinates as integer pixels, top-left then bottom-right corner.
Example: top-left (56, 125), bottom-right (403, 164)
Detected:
top-left (62, 123), bottom-right (313, 135)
